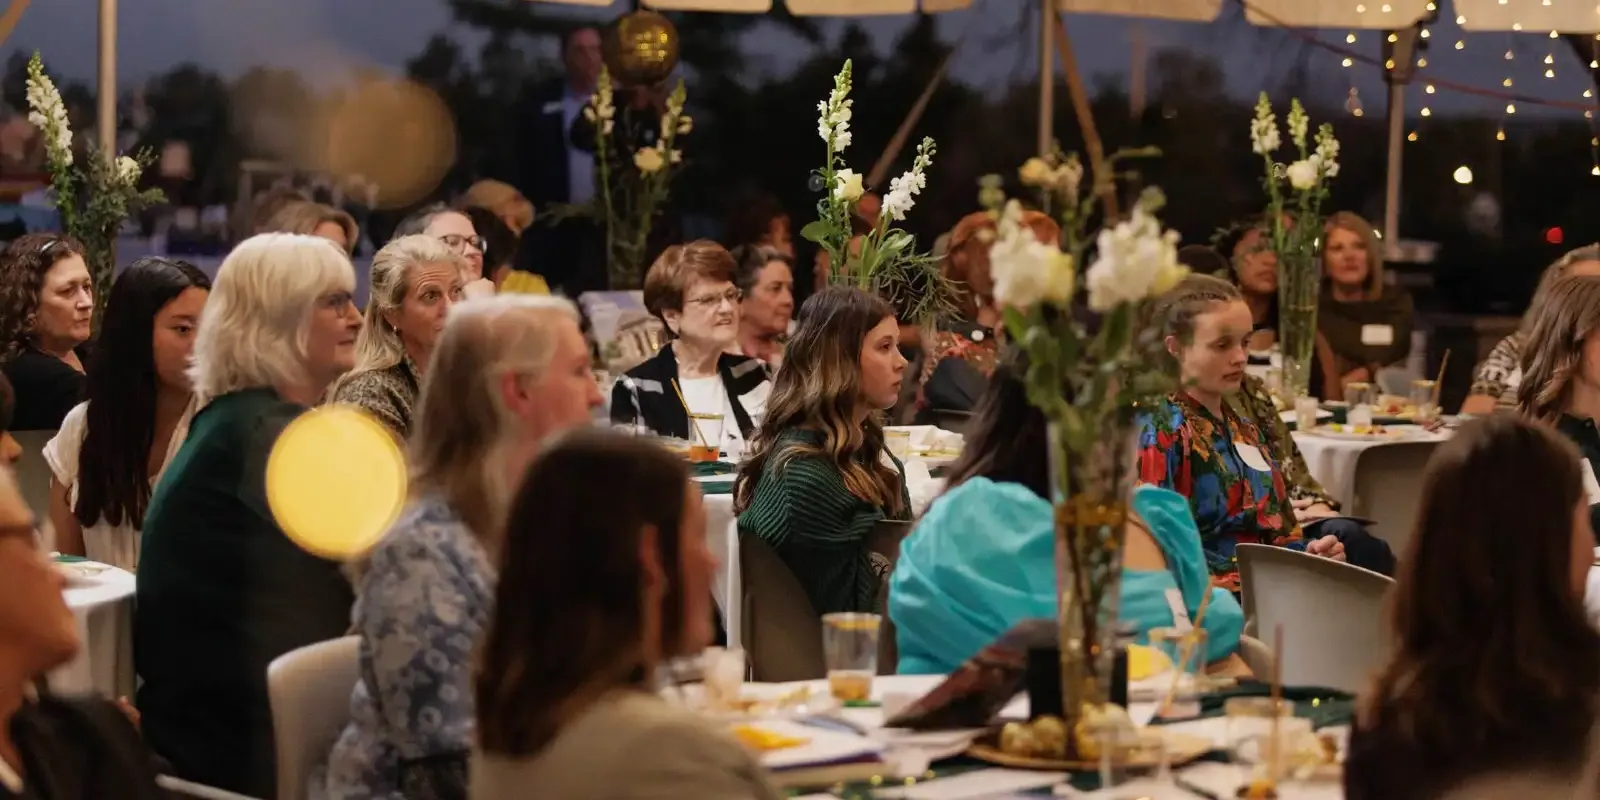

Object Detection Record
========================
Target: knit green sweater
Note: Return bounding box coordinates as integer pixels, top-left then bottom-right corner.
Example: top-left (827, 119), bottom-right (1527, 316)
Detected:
top-left (737, 428), bottom-right (912, 615)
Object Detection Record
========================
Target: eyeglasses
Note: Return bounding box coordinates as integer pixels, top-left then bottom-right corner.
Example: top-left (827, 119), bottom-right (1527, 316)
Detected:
top-left (318, 290), bottom-right (357, 314)
top-left (439, 233), bottom-right (487, 257)
top-left (685, 288), bottom-right (742, 310)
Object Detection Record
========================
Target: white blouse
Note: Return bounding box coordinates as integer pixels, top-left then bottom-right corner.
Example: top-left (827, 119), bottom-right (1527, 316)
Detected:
top-left (43, 398), bottom-right (196, 571)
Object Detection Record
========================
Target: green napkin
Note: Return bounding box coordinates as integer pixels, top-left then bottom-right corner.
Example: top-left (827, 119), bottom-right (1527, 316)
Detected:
top-left (689, 461), bottom-right (737, 478)
top-left (52, 554), bottom-right (90, 563)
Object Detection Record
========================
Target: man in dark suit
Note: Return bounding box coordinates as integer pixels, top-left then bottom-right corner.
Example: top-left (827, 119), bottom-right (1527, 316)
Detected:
top-left (510, 26), bottom-right (604, 295)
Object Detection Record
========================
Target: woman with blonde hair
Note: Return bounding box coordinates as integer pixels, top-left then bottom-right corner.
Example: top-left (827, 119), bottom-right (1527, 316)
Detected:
top-left (1319, 211), bottom-right (1414, 389)
top-left (318, 294), bottom-right (603, 800)
top-left (330, 235), bottom-right (467, 439)
top-left (734, 286), bottom-right (911, 615)
top-left (263, 200), bottom-right (361, 254)
top-left (135, 233), bottom-right (363, 797)
top-left (1514, 274), bottom-right (1600, 544)
top-left (1462, 244), bottom-right (1600, 415)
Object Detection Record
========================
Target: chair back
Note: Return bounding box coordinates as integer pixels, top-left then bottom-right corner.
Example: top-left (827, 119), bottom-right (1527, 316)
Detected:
top-left (739, 534), bottom-right (825, 682)
top-left (1237, 544), bottom-right (1393, 693)
top-left (1349, 441), bottom-right (1441, 557)
top-left (12, 429), bottom-right (55, 521)
top-left (266, 636), bottom-right (360, 800)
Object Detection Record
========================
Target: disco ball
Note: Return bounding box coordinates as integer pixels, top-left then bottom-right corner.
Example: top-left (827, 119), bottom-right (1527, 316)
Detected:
top-left (603, 10), bottom-right (679, 88)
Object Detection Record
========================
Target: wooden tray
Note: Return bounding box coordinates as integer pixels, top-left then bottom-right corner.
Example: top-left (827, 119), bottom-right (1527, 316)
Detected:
top-left (967, 728), bottom-right (1214, 771)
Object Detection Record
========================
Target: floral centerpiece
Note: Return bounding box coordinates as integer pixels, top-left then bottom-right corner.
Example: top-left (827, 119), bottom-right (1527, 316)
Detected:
top-left (1249, 92), bottom-right (1340, 398)
top-left (800, 60), bottom-right (956, 324)
top-left (583, 66), bottom-right (690, 290)
top-left (26, 52), bottom-right (164, 330)
top-left (987, 146), bottom-right (1186, 757)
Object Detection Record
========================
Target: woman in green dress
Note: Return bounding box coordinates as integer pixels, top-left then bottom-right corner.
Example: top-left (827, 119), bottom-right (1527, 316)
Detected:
top-left (733, 286), bottom-right (911, 615)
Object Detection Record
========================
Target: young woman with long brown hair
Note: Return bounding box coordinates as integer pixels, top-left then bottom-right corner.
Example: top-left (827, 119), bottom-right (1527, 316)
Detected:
top-left (1463, 245), bottom-right (1600, 415)
top-left (1346, 414), bottom-right (1600, 798)
top-left (1515, 273), bottom-right (1600, 544)
top-left (733, 286), bottom-right (910, 615)
top-left (472, 430), bottom-right (779, 799)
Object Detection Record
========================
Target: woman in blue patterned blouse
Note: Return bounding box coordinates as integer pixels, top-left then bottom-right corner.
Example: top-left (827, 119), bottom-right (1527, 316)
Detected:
top-left (314, 295), bottom-right (604, 800)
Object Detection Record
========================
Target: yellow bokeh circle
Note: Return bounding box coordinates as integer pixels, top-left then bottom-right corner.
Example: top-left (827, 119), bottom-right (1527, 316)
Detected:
top-left (267, 406), bottom-right (407, 560)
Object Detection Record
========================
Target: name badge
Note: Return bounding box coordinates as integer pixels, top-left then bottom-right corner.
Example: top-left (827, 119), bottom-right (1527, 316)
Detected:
top-left (541, 100), bottom-right (564, 115)
top-left (1234, 441), bottom-right (1272, 472)
top-left (1583, 460), bottom-right (1600, 506)
top-left (1164, 588), bottom-right (1193, 633)
top-left (1360, 324), bottom-right (1395, 346)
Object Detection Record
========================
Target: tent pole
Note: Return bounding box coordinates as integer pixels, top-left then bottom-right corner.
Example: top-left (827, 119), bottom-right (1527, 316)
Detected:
top-left (1037, 0), bottom-right (1054, 157)
top-left (1382, 80), bottom-right (1402, 259)
top-left (97, 0), bottom-right (116, 155)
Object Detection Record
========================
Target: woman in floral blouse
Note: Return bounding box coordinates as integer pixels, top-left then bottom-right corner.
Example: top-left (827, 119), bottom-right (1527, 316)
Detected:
top-left (1137, 274), bottom-right (1345, 592)
top-left (1461, 245), bottom-right (1600, 416)
top-left (315, 296), bottom-right (603, 800)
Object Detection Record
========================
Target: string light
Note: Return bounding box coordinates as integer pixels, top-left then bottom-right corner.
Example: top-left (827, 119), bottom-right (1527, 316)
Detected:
top-left (1512, 23), bottom-right (1523, 31)
top-left (1417, 57), bottom-right (1428, 67)
top-left (1425, 84), bottom-right (1437, 94)
top-left (1497, 128), bottom-right (1506, 141)
top-left (1343, 57), bottom-right (1354, 67)
top-left (1507, 103), bottom-right (1517, 114)
top-left (1346, 32), bottom-right (1357, 44)
top-left (1421, 107), bottom-right (1432, 116)
top-left (1455, 40), bottom-right (1465, 50)
top-left (1407, 131), bottom-right (1418, 141)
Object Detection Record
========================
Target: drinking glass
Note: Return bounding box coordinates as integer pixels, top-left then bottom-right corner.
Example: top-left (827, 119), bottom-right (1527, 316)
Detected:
top-left (884, 429), bottom-right (913, 460)
top-left (1345, 381), bottom-right (1375, 433)
top-left (1293, 395), bottom-right (1320, 432)
top-left (1147, 627), bottom-right (1206, 720)
top-left (687, 413), bottom-right (724, 462)
top-left (821, 612), bottom-right (880, 702)
top-left (1410, 379), bottom-right (1440, 425)
top-left (1223, 696), bottom-right (1295, 759)
top-left (701, 647), bottom-right (745, 711)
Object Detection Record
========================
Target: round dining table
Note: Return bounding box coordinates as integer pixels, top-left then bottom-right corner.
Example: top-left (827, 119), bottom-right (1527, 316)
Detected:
top-left (51, 562), bottom-right (137, 698)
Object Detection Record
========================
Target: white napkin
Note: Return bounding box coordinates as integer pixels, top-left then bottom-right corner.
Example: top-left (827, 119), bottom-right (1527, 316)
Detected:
top-left (903, 460), bottom-right (942, 517)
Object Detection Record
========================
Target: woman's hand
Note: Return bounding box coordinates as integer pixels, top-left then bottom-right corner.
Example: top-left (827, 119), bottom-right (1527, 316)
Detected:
top-left (1306, 534), bottom-right (1347, 562)
top-left (1292, 499), bottom-right (1338, 522)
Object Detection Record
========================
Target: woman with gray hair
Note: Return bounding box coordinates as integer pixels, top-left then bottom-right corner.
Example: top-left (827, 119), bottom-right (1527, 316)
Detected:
top-left (316, 294), bottom-right (603, 800)
top-left (331, 234), bottom-right (466, 439)
top-left (1461, 244), bottom-right (1600, 415)
top-left (134, 233), bottom-right (364, 798)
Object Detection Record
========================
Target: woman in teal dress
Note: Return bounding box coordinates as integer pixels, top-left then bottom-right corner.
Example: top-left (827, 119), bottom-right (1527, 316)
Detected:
top-left (1136, 275), bottom-right (1344, 593)
top-left (734, 287), bottom-right (911, 615)
top-left (888, 354), bottom-right (1246, 675)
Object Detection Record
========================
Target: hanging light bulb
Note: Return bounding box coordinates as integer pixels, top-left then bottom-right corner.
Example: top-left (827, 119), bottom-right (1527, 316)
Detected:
top-left (1355, 2), bottom-right (1366, 11)
top-left (1346, 32), bottom-right (1357, 44)
top-left (1345, 87), bottom-right (1364, 116)
top-left (1592, 165), bottom-right (1599, 176)
top-left (1425, 1), bottom-right (1435, 9)
top-left (1512, 22), bottom-right (1523, 31)
top-left (1504, 77), bottom-right (1514, 86)
top-left (1545, 54), bottom-right (1555, 64)
top-left (1425, 84), bottom-right (1437, 94)
top-left (1381, 3), bottom-right (1392, 12)
top-left (1385, 58), bottom-right (1396, 70)
top-left (1417, 57), bottom-right (1428, 67)
top-left (1407, 131), bottom-right (1418, 141)
top-left (1497, 128), bottom-right (1507, 141)
top-left (1421, 107), bottom-right (1432, 117)
top-left (1455, 14), bottom-right (1466, 24)
top-left (1591, 60), bottom-right (1599, 69)
top-left (1343, 57), bottom-right (1354, 68)
top-left (1420, 29), bottom-right (1431, 39)
top-left (1505, 50), bottom-right (1515, 60)
top-left (1550, 30), bottom-right (1560, 38)
top-left (1547, 68), bottom-right (1557, 78)
top-left (1585, 89), bottom-right (1594, 98)
top-left (1507, 103), bottom-right (1518, 114)
top-left (1387, 33), bottom-right (1398, 43)
top-left (1456, 40), bottom-right (1466, 50)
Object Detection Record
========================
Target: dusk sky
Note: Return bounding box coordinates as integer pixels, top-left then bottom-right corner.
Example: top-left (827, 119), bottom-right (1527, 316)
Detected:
top-left (6, 0), bottom-right (1598, 122)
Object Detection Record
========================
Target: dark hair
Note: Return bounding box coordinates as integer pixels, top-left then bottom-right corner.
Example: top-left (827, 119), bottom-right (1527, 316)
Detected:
top-left (476, 429), bottom-right (691, 757)
top-left (391, 202), bottom-right (456, 241)
top-left (942, 351), bottom-right (1049, 498)
top-left (462, 206), bottom-right (518, 275)
top-left (0, 371), bottom-right (15, 433)
top-left (1214, 213), bottom-right (1271, 262)
top-left (1355, 414), bottom-right (1600, 793)
top-left (1176, 244), bottom-right (1230, 278)
top-left (729, 244), bottom-right (792, 295)
top-left (75, 257), bottom-right (211, 531)
top-left (0, 233), bottom-right (89, 362)
top-left (734, 286), bottom-right (904, 514)
top-left (723, 192), bottom-right (788, 251)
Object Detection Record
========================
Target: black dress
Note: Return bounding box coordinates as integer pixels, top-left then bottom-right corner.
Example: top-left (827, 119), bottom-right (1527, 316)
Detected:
top-left (1, 349), bottom-right (85, 432)
top-left (1, 695), bottom-right (168, 800)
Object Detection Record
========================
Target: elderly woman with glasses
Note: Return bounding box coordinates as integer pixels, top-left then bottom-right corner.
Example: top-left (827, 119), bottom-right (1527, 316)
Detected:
top-left (610, 241), bottom-right (770, 459)
top-left (392, 203), bottom-right (495, 300)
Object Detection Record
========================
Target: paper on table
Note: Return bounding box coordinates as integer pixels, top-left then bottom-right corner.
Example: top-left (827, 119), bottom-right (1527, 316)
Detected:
top-left (872, 768), bottom-right (1068, 800)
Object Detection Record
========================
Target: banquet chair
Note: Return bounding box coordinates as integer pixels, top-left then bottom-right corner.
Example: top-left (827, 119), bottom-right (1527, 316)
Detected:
top-left (266, 635), bottom-right (360, 800)
top-left (1237, 634), bottom-right (1276, 679)
top-left (1236, 544), bottom-right (1393, 694)
top-left (739, 535), bottom-right (826, 682)
top-left (11, 429), bottom-right (55, 522)
top-left (1348, 441), bottom-right (1441, 557)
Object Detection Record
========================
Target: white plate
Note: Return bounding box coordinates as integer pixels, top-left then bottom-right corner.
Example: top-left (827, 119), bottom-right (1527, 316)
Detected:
top-left (1304, 424), bottom-right (1426, 441)
top-left (748, 718), bottom-right (886, 770)
top-left (1278, 409), bottom-right (1334, 424)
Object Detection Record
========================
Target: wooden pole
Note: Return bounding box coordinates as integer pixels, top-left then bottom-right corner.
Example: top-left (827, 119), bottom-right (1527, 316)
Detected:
top-left (97, 0), bottom-right (116, 155)
top-left (0, 0), bottom-right (32, 47)
top-left (866, 51), bottom-right (955, 190)
top-left (1052, 9), bottom-right (1118, 219)
top-left (1037, 0), bottom-right (1055, 157)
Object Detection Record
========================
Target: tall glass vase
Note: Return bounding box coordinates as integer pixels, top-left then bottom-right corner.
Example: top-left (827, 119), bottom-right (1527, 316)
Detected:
top-left (1048, 417), bottom-right (1137, 758)
top-left (1277, 247), bottom-right (1321, 399)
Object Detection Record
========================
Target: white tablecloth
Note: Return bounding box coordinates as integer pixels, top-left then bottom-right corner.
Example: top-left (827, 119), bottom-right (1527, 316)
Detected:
top-left (1292, 428), bottom-right (1450, 508)
top-left (52, 564), bottom-right (136, 698)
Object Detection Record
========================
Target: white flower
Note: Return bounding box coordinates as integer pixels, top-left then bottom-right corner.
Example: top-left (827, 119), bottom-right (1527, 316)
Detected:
top-left (1313, 125), bottom-right (1340, 178)
top-left (1285, 159), bottom-right (1319, 191)
top-left (817, 61), bottom-right (855, 152)
top-left (1286, 100), bottom-right (1309, 149)
top-left (677, 115), bottom-right (693, 135)
top-left (989, 200), bottom-right (1075, 309)
top-left (1084, 201), bottom-right (1187, 312)
top-left (1019, 157), bottom-right (1052, 187)
top-left (25, 53), bottom-right (71, 168)
top-left (634, 147), bottom-right (664, 173)
top-left (834, 168), bottom-right (864, 202)
top-left (881, 137), bottom-right (935, 222)
top-left (1250, 92), bottom-right (1280, 157)
top-left (116, 155), bottom-right (140, 183)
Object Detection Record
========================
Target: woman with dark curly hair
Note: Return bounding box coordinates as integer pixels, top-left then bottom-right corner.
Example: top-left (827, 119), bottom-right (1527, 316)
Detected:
top-left (0, 233), bottom-right (94, 431)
